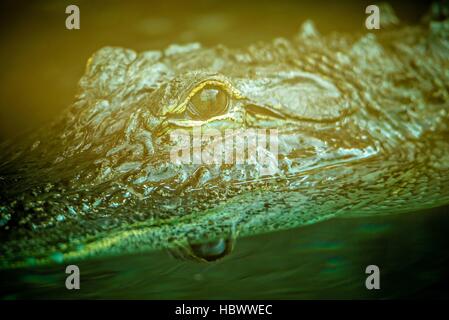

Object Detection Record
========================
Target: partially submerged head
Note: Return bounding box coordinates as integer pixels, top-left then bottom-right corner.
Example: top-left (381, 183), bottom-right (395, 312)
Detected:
top-left (1, 7), bottom-right (449, 266)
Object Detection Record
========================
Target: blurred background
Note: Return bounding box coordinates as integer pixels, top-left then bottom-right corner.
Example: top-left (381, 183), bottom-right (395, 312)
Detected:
top-left (0, 0), bottom-right (433, 141)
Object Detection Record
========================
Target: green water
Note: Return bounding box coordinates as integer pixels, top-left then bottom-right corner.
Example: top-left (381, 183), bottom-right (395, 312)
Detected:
top-left (2, 207), bottom-right (448, 299)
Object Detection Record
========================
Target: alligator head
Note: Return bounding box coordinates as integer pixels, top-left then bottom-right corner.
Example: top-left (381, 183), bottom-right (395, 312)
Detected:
top-left (1, 4), bottom-right (449, 268)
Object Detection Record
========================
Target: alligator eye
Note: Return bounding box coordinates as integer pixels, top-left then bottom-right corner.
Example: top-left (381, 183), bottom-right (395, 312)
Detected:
top-left (187, 85), bottom-right (229, 120)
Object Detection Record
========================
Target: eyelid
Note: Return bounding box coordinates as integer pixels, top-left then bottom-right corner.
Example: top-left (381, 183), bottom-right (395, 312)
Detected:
top-left (245, 103), bottom-right (286, 119)
top-left (166, 113), bottom-right (238, 127)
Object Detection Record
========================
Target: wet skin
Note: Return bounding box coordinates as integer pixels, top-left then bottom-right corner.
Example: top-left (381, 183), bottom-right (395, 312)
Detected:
top-left (0, 6), bottom-right (449, 268)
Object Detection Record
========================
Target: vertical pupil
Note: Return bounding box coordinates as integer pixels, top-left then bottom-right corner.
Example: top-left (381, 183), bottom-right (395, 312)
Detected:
top-left (190, 86), bottom-right (228, 118)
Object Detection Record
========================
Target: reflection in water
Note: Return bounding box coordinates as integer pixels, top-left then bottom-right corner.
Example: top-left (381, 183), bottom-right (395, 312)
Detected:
top-left (2, 207), bottom-right (448, 299)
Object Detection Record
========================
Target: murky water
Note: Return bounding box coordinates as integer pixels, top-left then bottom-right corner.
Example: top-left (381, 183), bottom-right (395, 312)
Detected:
top-left (1, 0), bottom-right (448, 299)
top-left (1, 206), bottom-right (448, 299)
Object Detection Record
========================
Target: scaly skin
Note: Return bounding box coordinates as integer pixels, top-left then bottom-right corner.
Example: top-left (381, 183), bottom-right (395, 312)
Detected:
top-left (1, 6), bottom-right (449, 268)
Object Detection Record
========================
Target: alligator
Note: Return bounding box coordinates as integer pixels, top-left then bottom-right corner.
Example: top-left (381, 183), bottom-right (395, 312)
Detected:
top-left (0, 4), bottom-right (448, 268)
